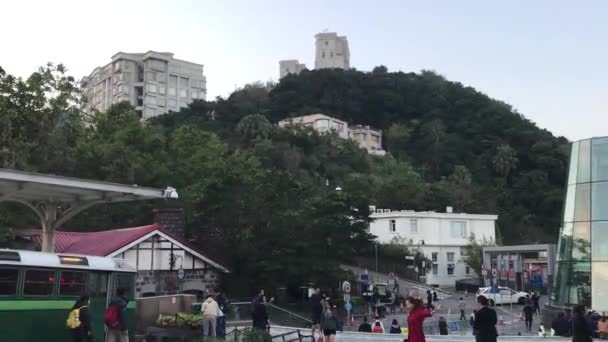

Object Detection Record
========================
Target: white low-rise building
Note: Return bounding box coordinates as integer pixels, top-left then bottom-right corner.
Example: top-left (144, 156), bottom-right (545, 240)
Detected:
top-left (369, 207), bottom-right (497, 287)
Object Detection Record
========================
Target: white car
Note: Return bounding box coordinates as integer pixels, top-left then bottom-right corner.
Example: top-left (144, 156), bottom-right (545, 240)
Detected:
top-left (476, 287), bottom-right (529, 305)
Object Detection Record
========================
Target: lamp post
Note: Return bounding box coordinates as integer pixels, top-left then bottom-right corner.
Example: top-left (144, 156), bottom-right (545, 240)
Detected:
top-left (375, 243), bottom-right (379, 283)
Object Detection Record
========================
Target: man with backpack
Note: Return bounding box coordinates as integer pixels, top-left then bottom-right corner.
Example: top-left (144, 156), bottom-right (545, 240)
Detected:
top-left (105, 288), bottom-right (129, 342)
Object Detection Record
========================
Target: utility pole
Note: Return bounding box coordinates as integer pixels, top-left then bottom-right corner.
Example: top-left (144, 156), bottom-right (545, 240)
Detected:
top-left (375, 243), bottom-right (379, 283)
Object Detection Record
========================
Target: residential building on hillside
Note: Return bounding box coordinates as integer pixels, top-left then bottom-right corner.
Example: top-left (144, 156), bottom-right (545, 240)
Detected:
top-left (81, 51), bottom-right (207, 119)
top-left (279, 60), bottom-right (307, 78)
top-left (315, 32), bottom-right (350, 70)
top-left (279, 113), bottom-right (349, 139)
top-left (279, 114), bottom-right (386, 156)
top-left (369, 206), bottom-right (497, 286)
top-left (349, 125), bottom-right (385, 156)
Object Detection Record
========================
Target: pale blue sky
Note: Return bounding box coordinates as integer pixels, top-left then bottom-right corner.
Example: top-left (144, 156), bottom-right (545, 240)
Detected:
top-left (3, 0), bottom-right (607, 140)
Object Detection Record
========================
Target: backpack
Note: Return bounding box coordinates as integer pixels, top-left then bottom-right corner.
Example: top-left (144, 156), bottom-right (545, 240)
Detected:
top-left (66, 306), bottom-right (86, 329)
top-left (104, 304), bottom-right (121, 328)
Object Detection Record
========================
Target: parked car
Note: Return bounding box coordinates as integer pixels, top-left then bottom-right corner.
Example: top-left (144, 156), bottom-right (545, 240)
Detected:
top-left (476, 286), bottom-right (528, 305)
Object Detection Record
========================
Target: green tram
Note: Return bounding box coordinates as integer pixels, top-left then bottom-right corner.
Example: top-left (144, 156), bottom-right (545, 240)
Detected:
top-left (0, 249), bottom-right (136, 341)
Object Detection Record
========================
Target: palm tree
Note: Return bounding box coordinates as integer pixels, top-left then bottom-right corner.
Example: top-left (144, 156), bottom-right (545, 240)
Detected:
top-left (492, 144), bottom-right (518, 184)
top-left (235, 114), bottom-right (272, 140)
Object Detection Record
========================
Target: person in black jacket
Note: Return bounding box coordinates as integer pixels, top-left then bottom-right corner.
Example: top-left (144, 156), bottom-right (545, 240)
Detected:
top-left (252, 297), bottom-right (269, 331)
top-left (552, 312), bottom-right (571, 337)
top-left (438, 316), bottom-right (448, 335)
top-left (523, 304), bottom-right (534, 332)
top-left (474, 296), bottom-right (497, 342)
top-left (70, 295), bottom-right (92, 342)
top-left (572, 304), bottom-right (593, 342)
top-left (426, 290), bottom-right (433, 310)
top-left (390, 319), bottom-right (401, 334)
top-left (358, 316), bottom-right (372, 333)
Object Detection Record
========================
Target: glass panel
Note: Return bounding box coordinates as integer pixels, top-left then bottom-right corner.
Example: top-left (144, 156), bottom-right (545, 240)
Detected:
top-left (557, 223), bottom-right (573, 262)
top-left (574, 183), bottom-right (591, 222)
top-left (98, 273), bottom-right (108, 297)
top-left (552, 262), bottom-right (571, 305)
top-left (113, 273), bottom-right (135, 300)
top-left (592, 221), bottom-right (608, 261)
top-left (571, 262), bottom-right (591, 307)
top-left (60, 272), bottom-right (88, 296)
top-left (577, 139), bottom-right (591, 183)
top-left (592, 182), bottom-right (608, 221)
top-left (592, 262), bottom-right (608, 312)
top-left (592, 137), bottom-right (608, 182)
top-left (568, 142), bottom-right (580, 185)
top-left (24, 270), bottom-right (55, 296)
top-left (563, 185), bottom-right (576, 223)
top-left (572, 222), bottom-right (591, 261)
top-left (0, 269), bottom-right (18, 295)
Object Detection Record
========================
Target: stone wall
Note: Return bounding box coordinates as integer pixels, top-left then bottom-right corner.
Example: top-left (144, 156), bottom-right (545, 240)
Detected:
top-left (135, 269), bottom-right (220, 298)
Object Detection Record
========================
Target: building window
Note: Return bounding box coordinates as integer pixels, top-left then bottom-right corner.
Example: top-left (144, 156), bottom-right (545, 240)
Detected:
top-left (168, 99), bottom-right (177, 108)
top-left (450, 221), bottom-right (467, 238)
top-left (466, 266), bottom-right (470, 275)
top-left (330, 51), bottom-right (334, 58)
top-left (316, 119), bottom-right (329, 128)
top-left (145, 96), bottom-right (157, 105)
top-left (146, 84), bottom-right (157, 93)
top-left (118, 84), bottom-right (129, 94)
top-left (322, 52), bottom-right (325, 58)
top-left (431, 252), bottom-right (438, 262)
top-left (389, 220), bottom-right (396, 232)
top-left (0, 269), bottom-right (18, 295)
top-left (410, 219), bottom-right (418, 233)
top-left (447, 252), bottom-right (454, 262)
top-left (148, 60), bottom-right (165, 71)
top-left (158, 97), bottom-right (166, 107)
top-left (325, 41), bottom-right (328, 46)
top-left (168, 75), bottom-right (177, 96)
top-left (447, 264), bottom-right (455, 275)
top-left (432, 264), bottom-right (438, 275)
top-left (159, 85), bottom-right (166, 95)
top-left (59, 272), bottom-right (87, 296)
top-left (24, 270), bottom-right (55, 296)
top-left (331, 121), bottom-right (344, 132)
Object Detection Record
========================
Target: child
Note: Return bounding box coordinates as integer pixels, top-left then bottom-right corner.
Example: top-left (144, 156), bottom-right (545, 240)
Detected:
top-left (438, 316), bottom-right (448, 335)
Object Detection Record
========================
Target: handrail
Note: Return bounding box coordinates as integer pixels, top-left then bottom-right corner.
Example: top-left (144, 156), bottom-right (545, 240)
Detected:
top-left (266, 303), bottom-right (313, 323)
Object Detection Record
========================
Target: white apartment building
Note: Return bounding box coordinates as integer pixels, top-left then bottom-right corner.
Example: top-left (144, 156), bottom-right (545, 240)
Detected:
top-left (369, 207), bottom-right (497, 287)
top-left (279, 114), bottom-right (386, 155)
top-left (315, 32), bottom-right (350, 70)
top-left (81, 51), bottom-right (207, 119)
top-left (279, 60), bottom-right (307, 78)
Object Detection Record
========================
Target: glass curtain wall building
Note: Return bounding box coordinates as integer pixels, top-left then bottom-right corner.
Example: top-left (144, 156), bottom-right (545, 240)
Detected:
top-left (553, 137), bottom-right (608, 310)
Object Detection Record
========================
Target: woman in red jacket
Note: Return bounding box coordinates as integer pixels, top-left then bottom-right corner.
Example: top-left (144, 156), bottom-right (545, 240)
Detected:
top-left (406, 296), bottom-right (433, 342)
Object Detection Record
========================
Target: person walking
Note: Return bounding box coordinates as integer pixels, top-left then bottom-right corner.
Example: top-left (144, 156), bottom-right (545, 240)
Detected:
top-left (201, 295), bottom-right (219, 337)
top-left (572, 304), bottom-right (593, 342)
top-left (320, 301), bottom-right (340, 342)
top-left (214, 288), bottom-right (227, 338)
top-left (433, 291), bottom-right (438, 302)
top-left (470, 311), bottom-right (478, 336)
top-left (390, 291), bottom-right (397, 314)
top-left (458, 297), bottom-right (466, 320)
top-left (532, 292), bottom-right (541, 315)
top-left (310, 288), bottom-right (323, 338)
top-left (474, 296), bottom-right (498, 342)
top-left (67, 295), bottom-right (93, 342)
top-left (426, 290), bottom-right (433, 311)
top-left (390, 319), bottom-right (401, 334)
top-left (105, 288), bottom-right (129, 342)
top-left (406, 296), bottom-right (433, 342)
top-left (523, 303), bottom-right (534, 332)
top-left (438, 316), bottom-right (448, 335)
top-left (252, 296), bottom-right (269, 332)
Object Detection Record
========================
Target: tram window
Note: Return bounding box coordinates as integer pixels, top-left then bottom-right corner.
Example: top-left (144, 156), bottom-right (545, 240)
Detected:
top-left (0, 269), bottom-right (18, 295)
top-left (23, 270), bottom-right (55, 296)
top-left (113, 273), bottom-right (135, 299)
top-left (60, 271), bottom-right (87, 296)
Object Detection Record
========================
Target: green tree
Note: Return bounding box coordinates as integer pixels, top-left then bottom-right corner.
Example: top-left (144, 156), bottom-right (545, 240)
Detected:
top-left (492, 144), bottom-right (518, 184)
top-left (236, 114), bottom-right (273, 140)
top-left (462, 234), bottom-right (496, 283)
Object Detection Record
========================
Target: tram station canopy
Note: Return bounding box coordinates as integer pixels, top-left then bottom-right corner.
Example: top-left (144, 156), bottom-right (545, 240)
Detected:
top-left (0, 168), bottom-right (178, 252)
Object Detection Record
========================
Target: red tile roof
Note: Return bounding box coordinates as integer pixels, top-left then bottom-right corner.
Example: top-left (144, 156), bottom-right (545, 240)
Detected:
top-left (25, 224), bottom-right (161, 256)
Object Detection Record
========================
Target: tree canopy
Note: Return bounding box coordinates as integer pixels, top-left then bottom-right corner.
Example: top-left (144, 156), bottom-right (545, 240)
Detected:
top-left (0, 64), bottom-right (570, 294)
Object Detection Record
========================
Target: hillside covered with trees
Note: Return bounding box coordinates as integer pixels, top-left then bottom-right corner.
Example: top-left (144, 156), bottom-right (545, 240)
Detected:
top-left (0, 64), bottom-right (569, 293)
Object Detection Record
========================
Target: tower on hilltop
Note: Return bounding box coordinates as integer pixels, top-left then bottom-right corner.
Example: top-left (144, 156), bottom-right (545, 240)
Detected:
top-left (314, 32), bottom-right (350, 70)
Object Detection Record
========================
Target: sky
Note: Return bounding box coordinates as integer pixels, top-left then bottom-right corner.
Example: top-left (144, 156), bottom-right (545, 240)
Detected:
top-left (2, 0), bottom-right (607, 140)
